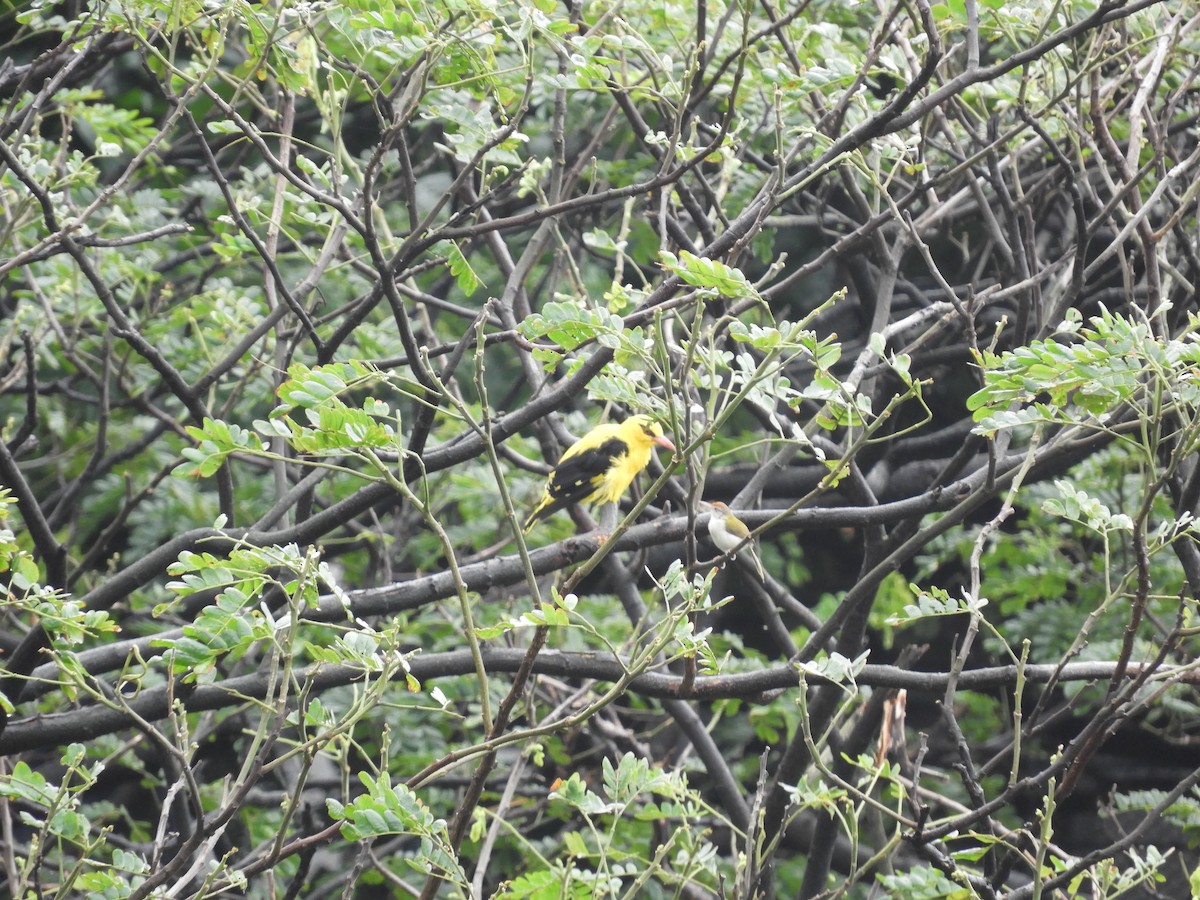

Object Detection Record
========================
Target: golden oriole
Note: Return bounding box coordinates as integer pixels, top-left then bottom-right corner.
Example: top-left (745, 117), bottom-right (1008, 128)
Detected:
top-left (524, 415), bottom-right (675, 533)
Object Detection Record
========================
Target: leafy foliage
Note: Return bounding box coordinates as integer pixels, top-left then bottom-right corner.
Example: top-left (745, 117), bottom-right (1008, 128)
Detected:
top-left (3, 0), bottom-right (1200, 897)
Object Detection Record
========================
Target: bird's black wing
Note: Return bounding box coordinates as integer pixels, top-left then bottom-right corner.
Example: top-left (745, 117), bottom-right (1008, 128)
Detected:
top-left (536, 436), bottom-right (627, 519)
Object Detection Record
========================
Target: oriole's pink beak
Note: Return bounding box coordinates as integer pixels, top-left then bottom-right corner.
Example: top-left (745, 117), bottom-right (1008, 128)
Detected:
top-left (654, 435), bottom-right (676, 452)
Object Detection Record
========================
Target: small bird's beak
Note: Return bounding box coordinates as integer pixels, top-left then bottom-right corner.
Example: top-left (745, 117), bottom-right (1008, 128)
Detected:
top-left (653, 435), bottom-right (676, 452)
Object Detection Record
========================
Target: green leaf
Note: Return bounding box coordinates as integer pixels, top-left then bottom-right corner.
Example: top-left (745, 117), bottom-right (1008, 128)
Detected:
top-left (659, 250), bottom-right (759, 300)
top-left (327, 772), bottom-right (464, 890)
top-left (518, 300), bottom-right (626, 352)
top-left (0, 761), bottom-right (55, 806)
top-left (876, 867), bottom-right (973, 899)
top-left (967, 307), bottom-right (1200, 432)
top-left (886, 585), bottom-right (985, 626)
top-left (795, 650), bottom-right (869, 684)
top-left (1042, 480), bottom-right (1134, 534)
top-left (550, 772), bottom-right (612, 815)
top-left (176, 417), bottom-right (264, 478)
top-left (443, 240), bottom-right (482, 296)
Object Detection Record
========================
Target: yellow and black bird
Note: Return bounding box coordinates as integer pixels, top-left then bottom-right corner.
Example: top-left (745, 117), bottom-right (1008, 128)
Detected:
top-left (524, 415), bottom-right (676, 533)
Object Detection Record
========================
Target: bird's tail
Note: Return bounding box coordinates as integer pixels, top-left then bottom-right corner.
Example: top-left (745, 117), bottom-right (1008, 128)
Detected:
top-left (522, 498), bottom-right (550, 533)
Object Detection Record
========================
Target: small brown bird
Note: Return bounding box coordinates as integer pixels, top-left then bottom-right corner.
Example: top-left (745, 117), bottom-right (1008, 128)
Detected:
top-left (706, 501), bottom-right (765, 579)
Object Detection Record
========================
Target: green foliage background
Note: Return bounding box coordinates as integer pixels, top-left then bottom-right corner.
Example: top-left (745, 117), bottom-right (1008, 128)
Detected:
top-left (3, 0), bottom-right (1200, 897)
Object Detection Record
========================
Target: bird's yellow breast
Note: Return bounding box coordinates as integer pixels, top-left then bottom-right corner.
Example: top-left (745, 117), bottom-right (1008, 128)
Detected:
top-left (590, 443), bottom-right (650, 504)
